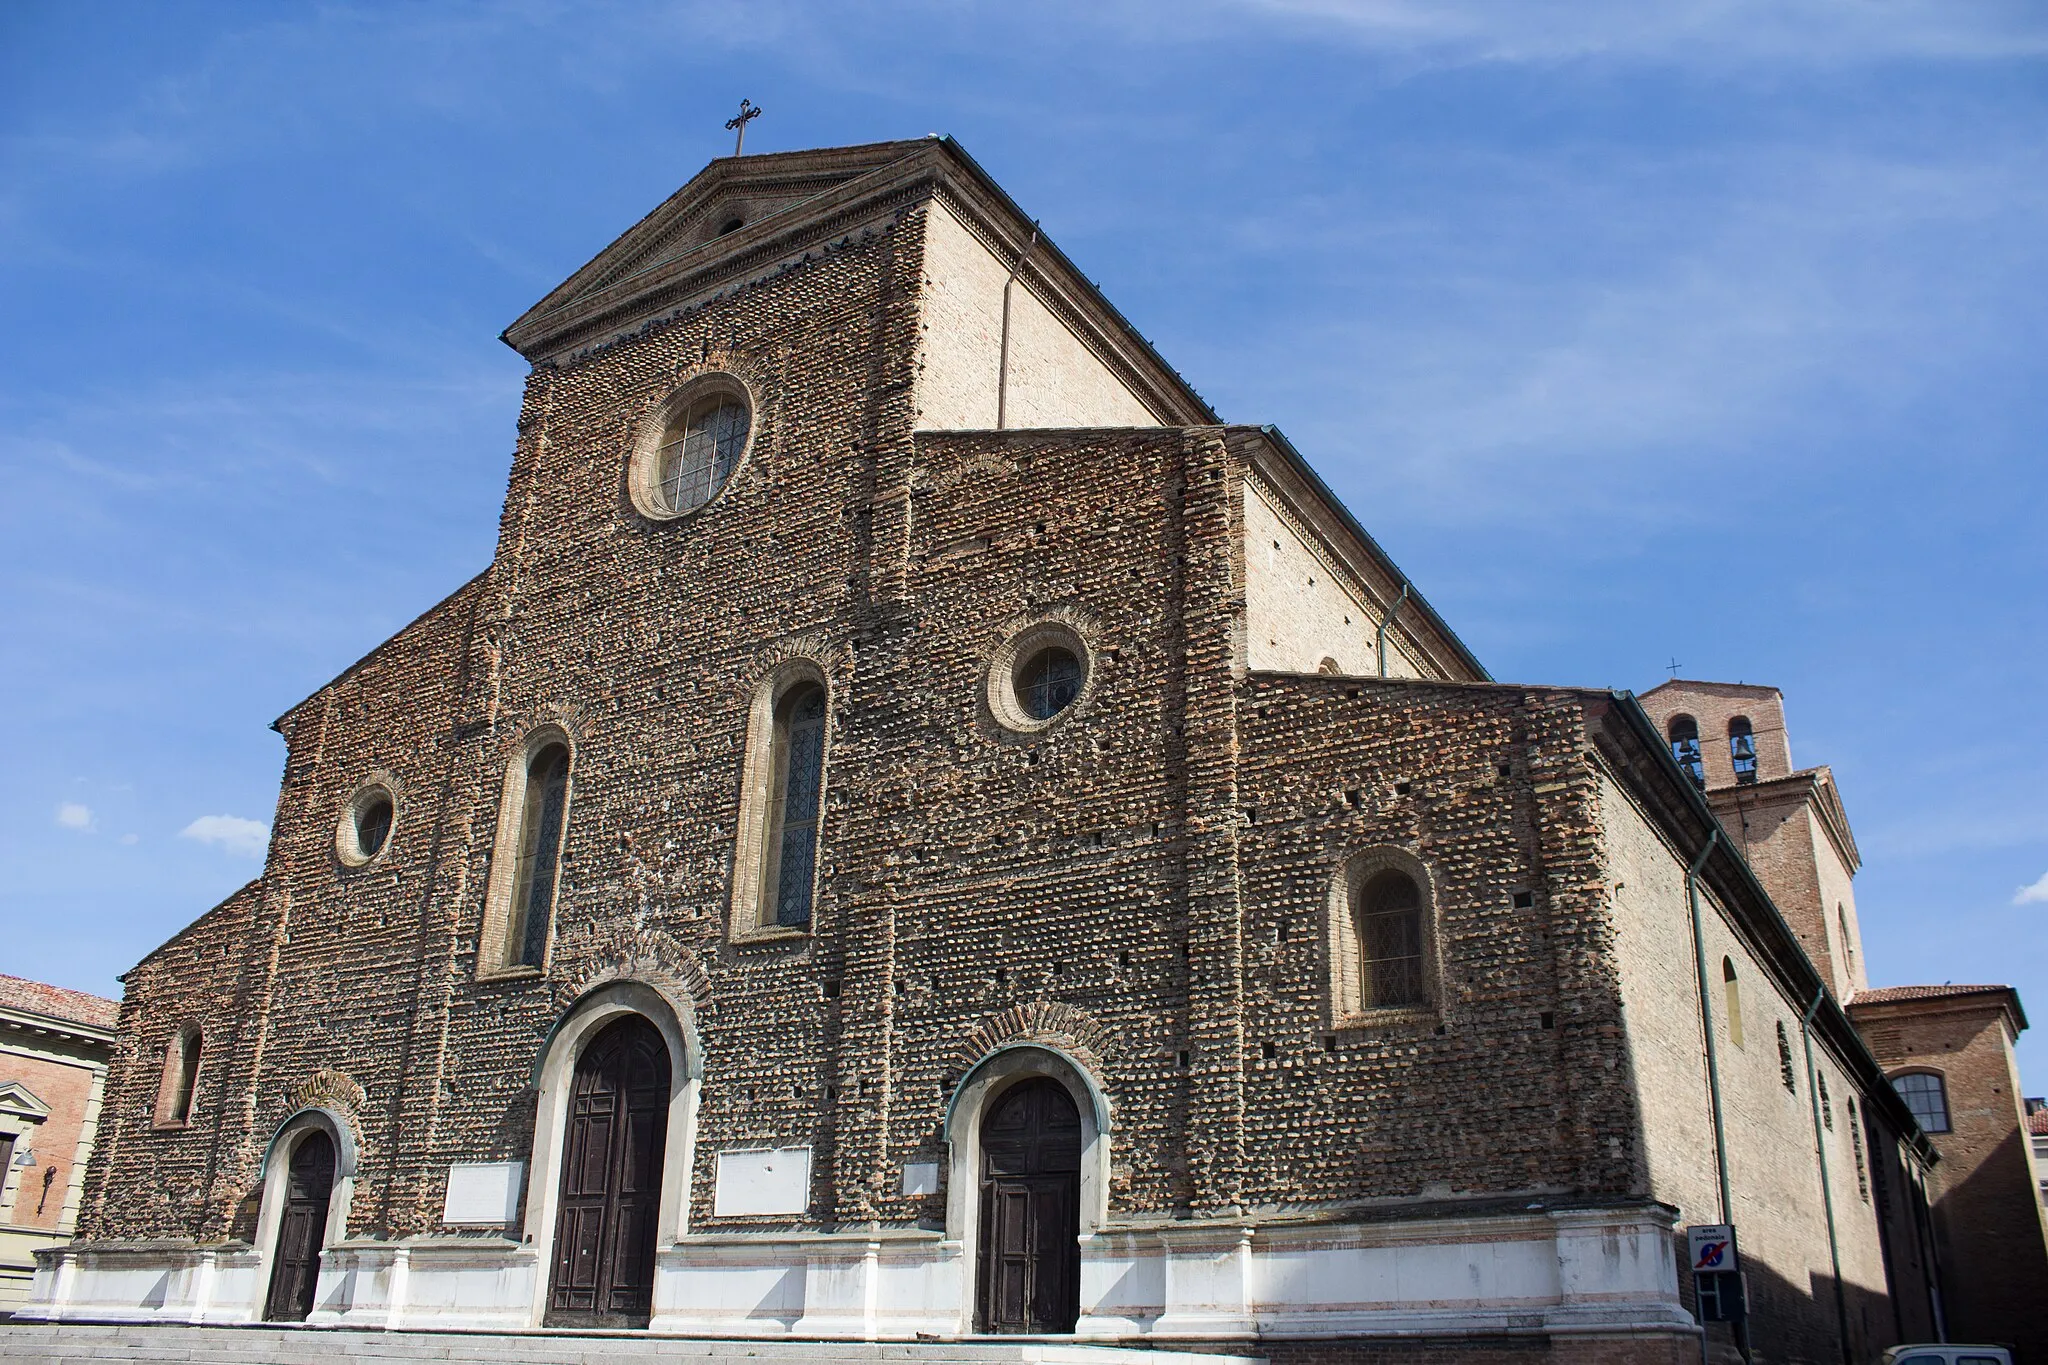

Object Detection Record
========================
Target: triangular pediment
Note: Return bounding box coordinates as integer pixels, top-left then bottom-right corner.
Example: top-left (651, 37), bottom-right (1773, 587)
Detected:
top-left (0, 1079), bottom-right (51, 1121)
top-left (503, 139), bottom-right (940, 362)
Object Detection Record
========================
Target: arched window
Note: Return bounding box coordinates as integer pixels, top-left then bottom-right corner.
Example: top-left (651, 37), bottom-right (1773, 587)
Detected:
top-left (1316, 656), bottom-right (1341, 676)
top-left (1776, 1020), bottom-right (1796, 1091)
top-left (1838, 905), bottom-right (1856, 976)
top-left (1355, 869), bottom-right (1425, 1008)
top-left (1721, 957), bottom-right (1745, 1048)
top-left (1669, 715), bottom-right (1705, 789)
top-left (156, 1025), bottom-right (203, 1126)
top-left (1728, 717), bottom-right (1758, 785)
top-left (1819, 1073), bottom-right (1833, 1129)
top-left (483, 732), bottom-right (574, 975)
top-left (507, 743), bottom-right (571, 968)
top-left (1892, 1072), bottom-right (1951, 1134)
top-left (765, 683), bottom-right (828, 929)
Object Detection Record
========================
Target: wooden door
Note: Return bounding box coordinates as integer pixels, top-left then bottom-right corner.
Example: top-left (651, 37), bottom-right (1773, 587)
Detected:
top-left (975, 1078), bottom-right (1081, 1334)
top-left (545, 1014), bottom-right (670, 1328)
top-left (263, 1129), bottom-right (335, 1322)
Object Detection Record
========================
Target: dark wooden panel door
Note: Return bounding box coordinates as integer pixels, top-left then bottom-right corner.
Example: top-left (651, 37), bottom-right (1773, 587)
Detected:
top-left (975, 1078), bottom-right (1081, 1334)
top-left (263, 1129), bottom-right (335, 1322)
top-left (545, 1014), bottom-right (670, 1328)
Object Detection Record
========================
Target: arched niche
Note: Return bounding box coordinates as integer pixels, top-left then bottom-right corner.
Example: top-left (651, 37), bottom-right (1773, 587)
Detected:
top-left (941, 1042), bottom-right (1112, 1305)
top-left (248, 1107), bottom-right (358, 1315)
top-left (521, 978), bottom-right (703, 1327)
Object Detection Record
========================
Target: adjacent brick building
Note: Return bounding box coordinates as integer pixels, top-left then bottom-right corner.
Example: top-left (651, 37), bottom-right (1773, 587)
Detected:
top-left (0, 975), bottom-right (118, 1314)
top-left (1644, 680), bottom-right (2048, 1358)
top-left (22, 139), bottom-right (1965, 1362)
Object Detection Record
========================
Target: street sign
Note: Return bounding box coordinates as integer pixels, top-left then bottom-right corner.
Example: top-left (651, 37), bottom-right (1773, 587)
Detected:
top-left (1687, 1223), bottom-right (1739, 1274)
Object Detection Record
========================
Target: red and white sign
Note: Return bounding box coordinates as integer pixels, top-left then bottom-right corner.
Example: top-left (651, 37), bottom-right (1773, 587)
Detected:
top-left (1687, 1223), bottom-right (1739, 1274)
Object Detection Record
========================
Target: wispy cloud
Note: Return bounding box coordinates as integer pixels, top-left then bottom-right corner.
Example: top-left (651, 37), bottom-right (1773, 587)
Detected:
top-left (178, 815), bottom-right (270, 859)
top-left (2016, 872), bottom-right (2048, 906)
top-left (1222, 0), bottom-right (2048, 66)
top-left (55, 802), bottom-right (95, 832)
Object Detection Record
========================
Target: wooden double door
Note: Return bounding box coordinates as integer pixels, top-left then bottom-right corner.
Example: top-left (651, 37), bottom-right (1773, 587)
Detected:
top-left (545, 1014), bottom-right (671, 1328)
top-left (263, 1129), bottom-right (335, 1322)
top-left (975, 1078), bottom-right (1082, 1334)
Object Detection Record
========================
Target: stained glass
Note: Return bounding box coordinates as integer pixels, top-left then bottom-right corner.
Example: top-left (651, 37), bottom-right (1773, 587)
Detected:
top-left (510, 745), bottom-right (571, 966)
top-left (657, 396), bottom-right (749, 514)
top-left (773, 688), bottom-right (827, 928)
top-left (1019, 647), bottom-right (1081, 721)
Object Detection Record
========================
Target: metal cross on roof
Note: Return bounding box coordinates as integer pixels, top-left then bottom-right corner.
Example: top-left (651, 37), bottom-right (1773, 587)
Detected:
top-left (1666, 657), bottom-right (1683, 679)
top-left (725, 99), bottom-right (762, 156)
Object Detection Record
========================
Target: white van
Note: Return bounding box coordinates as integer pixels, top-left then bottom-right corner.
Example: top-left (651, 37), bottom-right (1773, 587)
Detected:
top-left (1880, 1348), bottom-right (2014, 1365)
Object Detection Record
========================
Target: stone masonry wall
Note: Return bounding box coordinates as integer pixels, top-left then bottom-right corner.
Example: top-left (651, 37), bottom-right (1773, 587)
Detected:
top-left (1233, 675), bottom-right (1637, 1205)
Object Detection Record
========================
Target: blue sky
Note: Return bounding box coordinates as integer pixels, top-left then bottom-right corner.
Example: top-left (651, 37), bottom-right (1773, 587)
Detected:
top-left (3, 2), bottom-right (2044, 1084)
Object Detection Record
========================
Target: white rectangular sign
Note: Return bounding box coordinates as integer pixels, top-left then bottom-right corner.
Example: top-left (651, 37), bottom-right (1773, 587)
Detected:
top-left (714, 1147), bottom-right (812, 1217)
top-left (1687, 1223), bottom-right (1738, 1274)
top-left (442, 1161), bottom-right (524, 1226)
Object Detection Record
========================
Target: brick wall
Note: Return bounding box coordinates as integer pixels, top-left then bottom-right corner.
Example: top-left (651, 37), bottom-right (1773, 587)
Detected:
top-left (1850, 993), bottom-right (2048, 1359)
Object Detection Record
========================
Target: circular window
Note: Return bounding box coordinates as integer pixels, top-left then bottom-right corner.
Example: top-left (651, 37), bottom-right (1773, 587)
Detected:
top-left (987, 621), bottom-right (1095, 736)
top-left (628, 378), bottom-right (753, 521)
top-left (336, 784), bottom-right (396, 867)
top-left (1016, 645), bottom-right (1082, 721)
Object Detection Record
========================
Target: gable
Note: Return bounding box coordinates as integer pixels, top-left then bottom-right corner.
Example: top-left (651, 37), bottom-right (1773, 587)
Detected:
top-left (0, 1080), bottom-right (51, 1122)
top-left (502, 139), bottom-right (937, 364)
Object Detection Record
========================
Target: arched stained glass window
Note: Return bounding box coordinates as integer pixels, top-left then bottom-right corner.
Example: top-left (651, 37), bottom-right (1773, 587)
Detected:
top-left (1729, 716), bottom-right (1758, 785)
top-left (508, 742), bottom-right (571, 968)
top-left (768, 684), bottom-right (828, 928)
top-left (1356, 869), bottom-right (1425, 1008)
top-left (1669, 715), bottom-right (1705, 789)
top-left (1892, 1072), bottom-right (1951, 1134)
top-left (657, 393), bottom-right (749, 514)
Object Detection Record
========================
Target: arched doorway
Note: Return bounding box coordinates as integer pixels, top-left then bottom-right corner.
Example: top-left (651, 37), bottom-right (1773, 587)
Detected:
top-left (263, 1129), bottom-right (335, 1322)
top-left (975, 1077), bottom-right (1081, 1333)
top-left (544, 1014), bottom-right (670, 1328)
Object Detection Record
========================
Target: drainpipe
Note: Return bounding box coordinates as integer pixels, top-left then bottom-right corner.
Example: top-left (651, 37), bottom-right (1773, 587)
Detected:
top-left (1375, 582), bottom-right (1410, 678)
top-left (1685, 829), bottom-right (1744, 1365)
top-left (995, 222), bottom-right (1040, 430)
top-left (1801, 986), bottom-right (1852, 1365)
top-left (1686, 829), bottom-right (1733, 1222)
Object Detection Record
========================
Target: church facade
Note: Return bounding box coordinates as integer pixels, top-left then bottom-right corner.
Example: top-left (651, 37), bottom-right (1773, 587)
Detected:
top-left (22, 140), bottom-right (1949, 1362)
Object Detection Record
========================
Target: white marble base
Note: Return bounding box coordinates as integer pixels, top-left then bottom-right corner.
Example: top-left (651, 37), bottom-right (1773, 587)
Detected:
top-left (21, 1204), bottom-right (1694, 1343)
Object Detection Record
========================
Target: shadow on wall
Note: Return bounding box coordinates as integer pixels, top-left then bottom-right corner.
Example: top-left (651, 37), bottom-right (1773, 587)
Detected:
top-left (1931, 1125), bottom-right (2048, 1360)
top-left (1673, 1240), bottom-right (1901, 1365)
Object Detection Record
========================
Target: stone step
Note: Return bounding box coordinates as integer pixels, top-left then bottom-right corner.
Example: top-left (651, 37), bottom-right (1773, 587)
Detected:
top-left (0, 1325), bottom-right (1265, 1365)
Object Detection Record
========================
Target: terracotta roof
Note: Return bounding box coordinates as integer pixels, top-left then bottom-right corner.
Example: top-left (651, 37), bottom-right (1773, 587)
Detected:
top-left (0, 973), bottom-right (119, 1030)
top-left (1852, 984), bottom-right (2011, 1005)
top-left (2028, 1107), bottom-right (2048, 1136)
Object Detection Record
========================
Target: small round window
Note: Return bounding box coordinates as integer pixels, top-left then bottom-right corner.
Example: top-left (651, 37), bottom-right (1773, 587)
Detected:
top-left (630, 378), bottom-right (754, 521)
top-left (1016, 646), bottom-right (1082, 721)
top-left (337, 784), bottom-right (396, 867)
top-left (988, 621), bottom-right (1094, 736)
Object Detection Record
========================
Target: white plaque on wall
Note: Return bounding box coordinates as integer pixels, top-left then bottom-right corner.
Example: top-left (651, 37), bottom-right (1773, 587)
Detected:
top-left (714, 1147), bottom-right (811, 1217)
top-left (442, 1161), bottom-right (524, 1225)
top-left (901, 1161), bottom-right (940, 1196)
